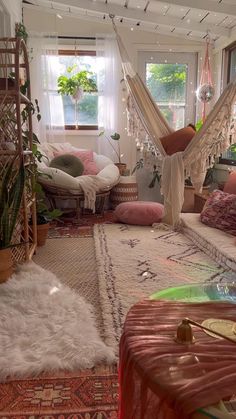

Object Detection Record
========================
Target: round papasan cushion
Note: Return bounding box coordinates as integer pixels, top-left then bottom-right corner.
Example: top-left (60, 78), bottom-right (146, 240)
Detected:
top-left (114, 201), bottom-right (164, 226)
top-left (49, 154), bottom-right (84, 177)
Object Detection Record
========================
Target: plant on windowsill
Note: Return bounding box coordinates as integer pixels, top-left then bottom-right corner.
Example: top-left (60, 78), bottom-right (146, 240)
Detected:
top-left (0, 157), bottom-right (25, 282)
top-left (57, 66), bottom-right (97, 128)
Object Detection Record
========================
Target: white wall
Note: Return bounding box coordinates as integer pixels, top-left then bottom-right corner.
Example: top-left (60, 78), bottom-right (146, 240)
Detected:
top-left (24, 8), bottom-right (204, 167)
top-left (23, 7), bottom-right (211, 201)
top-left (1, 0), bottom-right (22, 35)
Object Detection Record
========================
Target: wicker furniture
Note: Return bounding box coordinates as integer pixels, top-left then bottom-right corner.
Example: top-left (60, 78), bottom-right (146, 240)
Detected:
top-left (37, 142), bottom-right (120, 219)
top-left (44, 184), bottom-right (110, 220)
top-left (110, 176), bottom-right (138, 209)
top-left (0, 37), bottom-right (37, 263)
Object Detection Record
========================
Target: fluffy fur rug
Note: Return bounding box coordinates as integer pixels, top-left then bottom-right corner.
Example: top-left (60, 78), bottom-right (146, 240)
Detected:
top-left (0, 262), bottom-right (114, 382)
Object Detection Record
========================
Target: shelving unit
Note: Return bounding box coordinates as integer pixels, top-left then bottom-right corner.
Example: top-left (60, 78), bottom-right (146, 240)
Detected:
top-left (0, 37), bottom-right (37, 263)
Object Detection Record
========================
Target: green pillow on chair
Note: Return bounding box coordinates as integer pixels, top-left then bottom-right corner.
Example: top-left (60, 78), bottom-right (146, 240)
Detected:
top-left (49, 154), bottom-right (84, 177)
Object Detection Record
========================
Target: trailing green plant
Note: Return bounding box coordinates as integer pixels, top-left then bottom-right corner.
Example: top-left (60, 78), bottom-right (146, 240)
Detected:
top-left (132, 159), bottom-right (161, 188)
top-left (57, 67), bottom-right (97, 96)
top-left (0, 157), bottom-right (25, 249)
top-left (185, 167), bottom-right (214, 187)
top-left (99, 131), bottom-right (123, 163)
top-left (34, 182), bottom-right (62, 225)
top-left (15, 22), bottom-right (28, 43)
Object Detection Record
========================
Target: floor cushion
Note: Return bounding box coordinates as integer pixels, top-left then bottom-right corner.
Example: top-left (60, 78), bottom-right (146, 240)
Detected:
top-left (49, 154), bottom-right (84, 177)
top-left (200, 190), bottom-right (236, 236)
top-left (160, 126), bottom-right (196, 155)
top-left (114, 201), bottom-right (164, 226)
top-left (223, 171), bottom-right (236, 195)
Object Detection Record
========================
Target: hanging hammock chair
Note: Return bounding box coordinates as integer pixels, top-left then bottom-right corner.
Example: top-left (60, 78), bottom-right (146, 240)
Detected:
top-left (111, 19), bottom-right (236, 225)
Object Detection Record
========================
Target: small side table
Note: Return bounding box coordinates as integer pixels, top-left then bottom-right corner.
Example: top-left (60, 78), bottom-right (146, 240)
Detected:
top-left (194, 192), bottom-right (209, 213)
top-left (110, 176), bottom-right (138, 209)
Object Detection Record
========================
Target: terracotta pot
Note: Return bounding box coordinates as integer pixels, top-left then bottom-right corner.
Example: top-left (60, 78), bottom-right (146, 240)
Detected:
top-left (115, 163), bottom-right (127, 176)
top-left (37, 223), bottom-right (49, 246)
top-left (0, 248), bottom-right (13, 283)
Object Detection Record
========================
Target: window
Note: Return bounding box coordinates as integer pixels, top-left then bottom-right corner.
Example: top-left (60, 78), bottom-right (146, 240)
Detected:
top-left (138, 52), bottom-right (197, 130)
top-left (219, 42), bottom-right (236, 165)
top-left (58, 50), bottom-right (98, 130)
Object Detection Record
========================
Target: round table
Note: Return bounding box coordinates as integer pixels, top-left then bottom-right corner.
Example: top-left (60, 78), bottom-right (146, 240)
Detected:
top-left (119, 284), bottom-right (236, 419)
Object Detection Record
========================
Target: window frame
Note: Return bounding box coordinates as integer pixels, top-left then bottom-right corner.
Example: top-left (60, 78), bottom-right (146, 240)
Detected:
top-left (58, 49), bottom-right (98, 131)
top-left (138, 51), bottom-right (197, 130)
top-left (218, 41), bottom-right (236, 166)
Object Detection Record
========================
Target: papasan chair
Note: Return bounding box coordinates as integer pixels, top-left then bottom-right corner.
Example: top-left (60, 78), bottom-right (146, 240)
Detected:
top-left (37, 142), bottom-right (120, 219)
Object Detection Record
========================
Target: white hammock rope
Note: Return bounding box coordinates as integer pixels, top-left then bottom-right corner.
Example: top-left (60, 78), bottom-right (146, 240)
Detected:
top-left (112, 19), bottom-right (236, 225)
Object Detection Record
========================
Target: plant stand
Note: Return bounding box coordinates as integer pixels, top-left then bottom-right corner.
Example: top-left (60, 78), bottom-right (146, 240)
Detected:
top-left (0, 38), bottom-right (37, 264)
top-left (42, 184), bottom-right (110, 221)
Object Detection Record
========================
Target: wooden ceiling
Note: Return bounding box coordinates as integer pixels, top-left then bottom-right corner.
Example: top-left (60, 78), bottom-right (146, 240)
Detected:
top-left (23, 0), bottom-right (236, 43)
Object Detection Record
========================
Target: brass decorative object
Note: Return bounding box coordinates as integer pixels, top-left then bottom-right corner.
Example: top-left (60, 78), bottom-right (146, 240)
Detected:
top-left (174, 318), bottom-right (195, 344)
top-left (174, 318), bottom-right (236, 345)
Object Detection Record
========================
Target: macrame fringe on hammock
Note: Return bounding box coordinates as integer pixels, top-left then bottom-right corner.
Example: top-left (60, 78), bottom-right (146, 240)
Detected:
top-left (111, 18), bottom-right (236, 226)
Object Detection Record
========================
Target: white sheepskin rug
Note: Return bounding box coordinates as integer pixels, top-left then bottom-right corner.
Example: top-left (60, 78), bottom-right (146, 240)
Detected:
top-left (0, 262), bottom-right (115, 382)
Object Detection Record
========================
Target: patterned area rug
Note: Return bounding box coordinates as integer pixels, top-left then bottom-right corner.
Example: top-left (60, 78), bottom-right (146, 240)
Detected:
top-left (49, 211), bottom-right (115, 239)
top-left (94, 223), bottom-right (234, 349)
top-left (0, 366), bottom-right (118, 418)
top-left (33, 238), bottom-right (104, 337)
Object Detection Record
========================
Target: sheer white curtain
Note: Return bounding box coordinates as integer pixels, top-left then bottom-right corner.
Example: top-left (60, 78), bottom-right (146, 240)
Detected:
top-left (28, 32), bottom-right (65, 143)
top-left (96, 34), bottom-right (121, 160)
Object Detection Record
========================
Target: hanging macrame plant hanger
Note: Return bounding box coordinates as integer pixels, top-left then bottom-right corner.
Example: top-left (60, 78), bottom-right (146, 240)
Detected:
top-left (196, 36), bottom-right (215, 122)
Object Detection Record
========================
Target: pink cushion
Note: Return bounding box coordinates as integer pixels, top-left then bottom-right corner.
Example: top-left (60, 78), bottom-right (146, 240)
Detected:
top-left (200, 190), bottom-right (236, 236)
top-left (54, 150), bottom-right (98, 175)
top-left (114, 201), bottom-right (164, 226)
top-left (223, 171), bottom-right (236, 195)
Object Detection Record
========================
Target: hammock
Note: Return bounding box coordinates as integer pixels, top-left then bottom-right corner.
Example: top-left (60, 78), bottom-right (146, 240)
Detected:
top-left (112, 20), bottom-right (236, 225)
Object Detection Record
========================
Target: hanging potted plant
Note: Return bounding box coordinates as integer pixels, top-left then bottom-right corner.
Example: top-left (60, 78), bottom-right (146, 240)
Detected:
top-left (57, 66), bottom-right (97, 128)
top-left (0, 157), bottom-right (25, 282)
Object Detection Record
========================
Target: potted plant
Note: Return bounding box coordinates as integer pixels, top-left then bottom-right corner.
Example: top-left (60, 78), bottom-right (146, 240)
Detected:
top-left (57, 66), bottom-right (97, 128)
top-left (0, 157), bottom-right (25, 282)
top-left (35, 182), bottom-right (62, 246)
top-left (99, 131), bottom-right (126, 175)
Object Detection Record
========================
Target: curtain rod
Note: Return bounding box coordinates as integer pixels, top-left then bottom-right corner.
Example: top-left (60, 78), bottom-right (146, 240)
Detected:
top-left (58, 36), bottom-right (95, 40)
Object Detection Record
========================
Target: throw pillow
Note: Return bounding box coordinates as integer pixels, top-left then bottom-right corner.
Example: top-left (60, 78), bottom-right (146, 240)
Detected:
top-left (200, 190), bottom-right (236, 236)
top-left (54, 150), bottom-right (98, 175)
top-left (160, 126), bottom-right (196, 156)
top-left (223, 171), bottom-right (236, 195)
top-left (49, 154), bottom-right (84, 177)
top-left (114, 201), bottom-right (164, 226)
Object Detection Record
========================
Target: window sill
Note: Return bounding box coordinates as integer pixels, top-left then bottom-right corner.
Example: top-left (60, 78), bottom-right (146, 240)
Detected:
top-left (63, 130), bottom-right (99, 136)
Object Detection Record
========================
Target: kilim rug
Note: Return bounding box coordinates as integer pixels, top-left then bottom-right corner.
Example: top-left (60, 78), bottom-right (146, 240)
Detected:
top-left (94, 223), bottom-right (234, 349)
top-left (0, 365), bottom-right (118, 419)
top-left (48, 211), bottom-right (115, 239)
top-left (33, 238), bottom-right (104, 336)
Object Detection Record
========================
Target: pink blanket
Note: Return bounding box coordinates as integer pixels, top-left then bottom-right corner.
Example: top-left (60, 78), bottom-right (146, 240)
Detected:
top-left (119, 300), bottom-right (236, 418)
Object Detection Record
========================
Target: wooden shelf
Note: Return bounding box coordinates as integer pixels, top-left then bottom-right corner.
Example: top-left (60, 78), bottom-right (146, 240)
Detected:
top-left (0, 37), bottom-right (37, 264)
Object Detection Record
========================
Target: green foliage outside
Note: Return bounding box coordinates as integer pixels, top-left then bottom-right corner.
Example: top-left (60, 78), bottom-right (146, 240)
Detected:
top-left (57, 66), bottom-right (97, 97)
top-left (230, 143), bottom-right (236, 157)
top-left (146, 63), bottom-right (187, 102)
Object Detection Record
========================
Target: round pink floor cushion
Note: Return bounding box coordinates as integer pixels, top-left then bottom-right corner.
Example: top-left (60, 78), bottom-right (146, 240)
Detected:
top-left (114, 201), bottom-right (164, 225)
